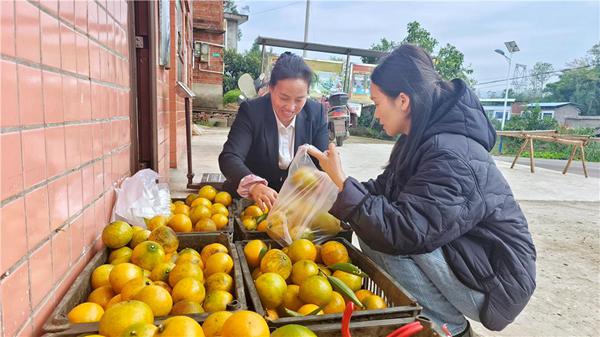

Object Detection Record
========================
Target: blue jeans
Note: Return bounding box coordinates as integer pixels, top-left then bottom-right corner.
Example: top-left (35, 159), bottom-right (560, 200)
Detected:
top-left (358, 238), bottom-right (485, 335)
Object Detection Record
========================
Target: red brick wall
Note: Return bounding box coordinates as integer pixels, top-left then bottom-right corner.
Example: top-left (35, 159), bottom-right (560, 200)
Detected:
top-left (0, 1), bottom-right (130, 336)
top-left (192, 0), bottom-right (224, 88)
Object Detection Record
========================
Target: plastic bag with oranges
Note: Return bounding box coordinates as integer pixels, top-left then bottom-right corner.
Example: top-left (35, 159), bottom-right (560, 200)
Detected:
top-left (266, 145), bottom-right (342, 246)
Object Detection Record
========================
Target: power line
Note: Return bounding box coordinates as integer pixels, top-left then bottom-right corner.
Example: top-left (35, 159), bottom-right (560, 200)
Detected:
top-left (474, 64), bottom-right (594, 86)
top-left (252, 1), bottom-right (303, 15)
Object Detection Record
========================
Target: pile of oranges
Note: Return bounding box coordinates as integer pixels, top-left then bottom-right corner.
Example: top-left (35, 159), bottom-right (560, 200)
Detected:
top-left (151, 185), bottom-right (232, 233)
top-left (67, 213), bottom-right (245, 336)
top-left (243, 238), bottom-right (387, 321)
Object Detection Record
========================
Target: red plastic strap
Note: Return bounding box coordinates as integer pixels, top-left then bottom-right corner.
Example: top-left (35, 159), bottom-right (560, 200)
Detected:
top-left (341, 301), bottom-right (355, 337)
top-left (387, 322), bottom-right (423, 337)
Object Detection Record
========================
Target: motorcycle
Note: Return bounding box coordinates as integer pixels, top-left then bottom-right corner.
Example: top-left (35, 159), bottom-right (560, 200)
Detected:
top-left (323, 92), bottom-right (351, 147)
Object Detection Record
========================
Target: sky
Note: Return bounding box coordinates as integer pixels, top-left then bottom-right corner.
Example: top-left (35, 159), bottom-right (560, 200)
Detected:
top-left (234, 0), bottom-right (600, 95)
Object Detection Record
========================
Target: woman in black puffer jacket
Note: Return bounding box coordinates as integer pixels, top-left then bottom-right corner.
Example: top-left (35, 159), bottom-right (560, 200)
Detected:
top-left (308, 44), bottom-right (536, 336)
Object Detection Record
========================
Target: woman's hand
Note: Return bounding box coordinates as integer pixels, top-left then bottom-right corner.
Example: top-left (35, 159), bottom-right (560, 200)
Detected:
top-left (307, 143), bottom-right (347, 191)
top-left (249, 183), bottom-right (278, 211)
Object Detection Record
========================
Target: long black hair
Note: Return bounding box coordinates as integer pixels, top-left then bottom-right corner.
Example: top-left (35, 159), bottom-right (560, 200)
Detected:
top-left (371, 44), bottom-right (460, 186)
top-left (269, 52), bottom-right (313, 88)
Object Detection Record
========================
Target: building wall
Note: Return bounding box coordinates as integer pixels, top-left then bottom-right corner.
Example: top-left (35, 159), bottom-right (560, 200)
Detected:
top-left (191, 1), bottom-right (224, 109)
top-left (564, 116), bottom-right (600, 128)
top-left (0, 1), bottom-right (131, 336)
top-left (0, 1), bottom-right (192, 336)
top-left (554, 105), bottom-right (581, 125)
top-left (225, 19), bottom-right (238, 50)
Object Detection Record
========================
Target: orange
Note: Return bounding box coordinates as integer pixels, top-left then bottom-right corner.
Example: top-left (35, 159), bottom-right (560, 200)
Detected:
top-left (173, 200), bottom-right (186, 206)
top-left (211, 214), bottom-right (229, 230)
top-left (172, 203), bottom-right (190, 216)
top-left (150, 262), bottom-right (176, 282)
top-left (109, 263), bottom-right (143, 293)
top-left (131, 241), bottom-right (166, 270)
top-left (333, 270), bottom-right (362, 292)
top-left (91, 264), bottom-right (114, 289)
top-left (243, 240), bottom-right (267, 268)
top-left (134, 285), bottom-right (173, 316)
top-left (211, 203), bottom-right (229, 217)
top-left (204, 252), bottom-right (233, 277)
top-left (251, 268), bottom-right (263, 280)
top-left (320, 241), bottom-right (350, 266)
top-left (88, 286), bottom-right (115, 309)
top-left (244, 205), bottom-right (263, 218)
top-left (198, 185), bottom-right (218, 201)
top-left (106, 294), bottom-right (123, 309)
top-left (242, 218), bottom-right (257, 231)
top-left (257, 220), bottom-right (269, 232)
top-left (121, 277), bottom-right (153, 300)
top-left (171, 277), bottom-right (206, 303)
top-left (98, 300), bottom-right (154, 337)
top-left (355, 289), bottom-right (374, 303)
top-left (291, 260), bottom-right (320, 286)
top-left (130, 229), bottom-right (151, 248)
top-left (67, 302), bottom-right (104, 323)
top-left (189, 205), bottom-right (212, 224)
top-left (290, 167), bottom-right (319, 189)
top-left (363, 294), bottom-right (387, 310)
top-left (191, 197), bottom-right (212, 208)
top-left (288, 239), bottom-right (317, 263)
top-left (323, 291), bottom-right (345, 314)
top-left (214, 192), bottom-right (232, 207)
top-left (147, 215), bottom-right (169, 231)
top-left (102, 221), bottom-right (133, 249)
top-left (265, 309), bottom-right (279, 321)
top-left (202, 311), bottom-right (233, 337)
top-left (203, 290), bottom-right (234, 313)
top-left (260, 249), bottom-right (292, 280)
top-left (298, 303), bottom-right (324, 315)
top-left (255, 272), bottom-right (287, 309)
top-left (195, 218), bottom-right (217, 232)
top-left (121, 322), bottom-right (158, 337)
top-left (221, 310), bottom-right (269, 337)
top-left (148, 226), bottom-right (179, 253)
top-left (271, 324), bottom-right (317, 337)
top-left (143, 269), bottom-right (151, 278)
top-left (167, 214), bottom-right (193, 232)
top-left (155, 315), bottom-right (205, 337)
top-left (153, 281), bottom-right (172, 294)
top-left (168, 262), bottom-right (204, 287)
top-left (205, 272), bottom-right (233, 293)
top-left (311, 212), bottom-right (341, 236)
top-left (176, 250), bottom-right (204, 268)
top-left (299, 275), bottom-right (333, 307)
top-left (185, 193), bottom-right (199, 206)
top-left (170, 300), bottom-right (204, 315)
top-left (201, 243), bottom-right (229, 265)
top-left (108, 246), bottom-right (133, 264)
top-left (317, 264), bottom-right (331, 276)
top-left (282, 284), bottom-right (304, 311)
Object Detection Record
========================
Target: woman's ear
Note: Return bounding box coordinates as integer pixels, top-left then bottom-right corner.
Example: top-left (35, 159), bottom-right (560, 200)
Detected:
top-left (397, 93), bottom-right (411, 115)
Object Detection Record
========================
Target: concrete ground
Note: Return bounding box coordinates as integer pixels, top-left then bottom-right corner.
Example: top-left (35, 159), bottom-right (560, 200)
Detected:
top-left (170, 127), bottom-right (600, 336)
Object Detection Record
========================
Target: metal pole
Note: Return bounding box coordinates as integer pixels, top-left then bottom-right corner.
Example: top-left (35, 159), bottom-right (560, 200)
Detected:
top-left (303, 0), bottom-right (310, 57)
top-left (261, 43), bottom-right (265, 74)
top-left (344, 53), bottom-right (350, 92)
top-left (498, 54), bottom-right (512, 153)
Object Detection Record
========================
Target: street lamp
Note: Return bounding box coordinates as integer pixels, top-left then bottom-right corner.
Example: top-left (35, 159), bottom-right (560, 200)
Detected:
top-left (495, 41), bottom-right (519, 153)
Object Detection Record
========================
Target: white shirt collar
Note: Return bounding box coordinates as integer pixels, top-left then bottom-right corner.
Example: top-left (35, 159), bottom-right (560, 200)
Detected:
top-left (273, 109), bottom-right (296, 130)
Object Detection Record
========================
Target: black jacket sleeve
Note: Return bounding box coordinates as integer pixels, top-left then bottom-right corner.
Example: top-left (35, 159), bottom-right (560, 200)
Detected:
top-left (313, 103), bottom-right (329, 152)
top-left (218, 101), bottom-right (254, 188)
top-left (329, 149), bottom-right (484, 255)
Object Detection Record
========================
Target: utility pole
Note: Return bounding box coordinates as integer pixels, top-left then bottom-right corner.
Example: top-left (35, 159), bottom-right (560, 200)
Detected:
top-left (303, 0), bottom-right (310, 57)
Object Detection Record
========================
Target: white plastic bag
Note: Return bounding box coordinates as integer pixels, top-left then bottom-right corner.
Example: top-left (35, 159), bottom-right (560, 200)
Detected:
top-left (266, 145), bottom-right (342, 246)
top-left (111, 169), bottom-right (171, 227)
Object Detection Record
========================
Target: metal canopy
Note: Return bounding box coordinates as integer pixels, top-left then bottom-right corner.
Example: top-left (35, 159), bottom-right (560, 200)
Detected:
top-left (255, 36), bottom-right (389, 59)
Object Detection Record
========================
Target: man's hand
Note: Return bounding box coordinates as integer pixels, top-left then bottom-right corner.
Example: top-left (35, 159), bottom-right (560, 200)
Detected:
top-left (249, 183), bottom-right (278, 211)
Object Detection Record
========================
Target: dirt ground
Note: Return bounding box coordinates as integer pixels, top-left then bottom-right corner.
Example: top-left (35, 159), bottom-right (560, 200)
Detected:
top-left (170, 128), bottom-right (600, 336)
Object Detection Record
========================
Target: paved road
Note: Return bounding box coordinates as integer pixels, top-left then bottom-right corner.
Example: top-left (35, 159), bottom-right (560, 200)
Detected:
top-left (494, 155), bottom-right (600, 179)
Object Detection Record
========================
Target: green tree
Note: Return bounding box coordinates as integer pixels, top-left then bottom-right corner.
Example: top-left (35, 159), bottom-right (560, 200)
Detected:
top-left (529, 62), bottom-right (554, 97)
top-left (223, 45), bottom-right (261, 93)
top-left (545, 44), bottom-right (600, 115)
top-left (361, 22), bottom-right (474, 83)
top-left (224, 0), bottom-right (238, 14)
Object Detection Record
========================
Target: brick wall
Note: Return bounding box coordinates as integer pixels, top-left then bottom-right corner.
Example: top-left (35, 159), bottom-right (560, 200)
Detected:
top-left (0, 1), bottom-right (130, 336)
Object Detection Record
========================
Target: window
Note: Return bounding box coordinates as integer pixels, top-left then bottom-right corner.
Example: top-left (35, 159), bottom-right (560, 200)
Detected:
top-left (176, 0), bottom-right (184, 81)
top-left (542, 111), bottom-right (554, 119)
